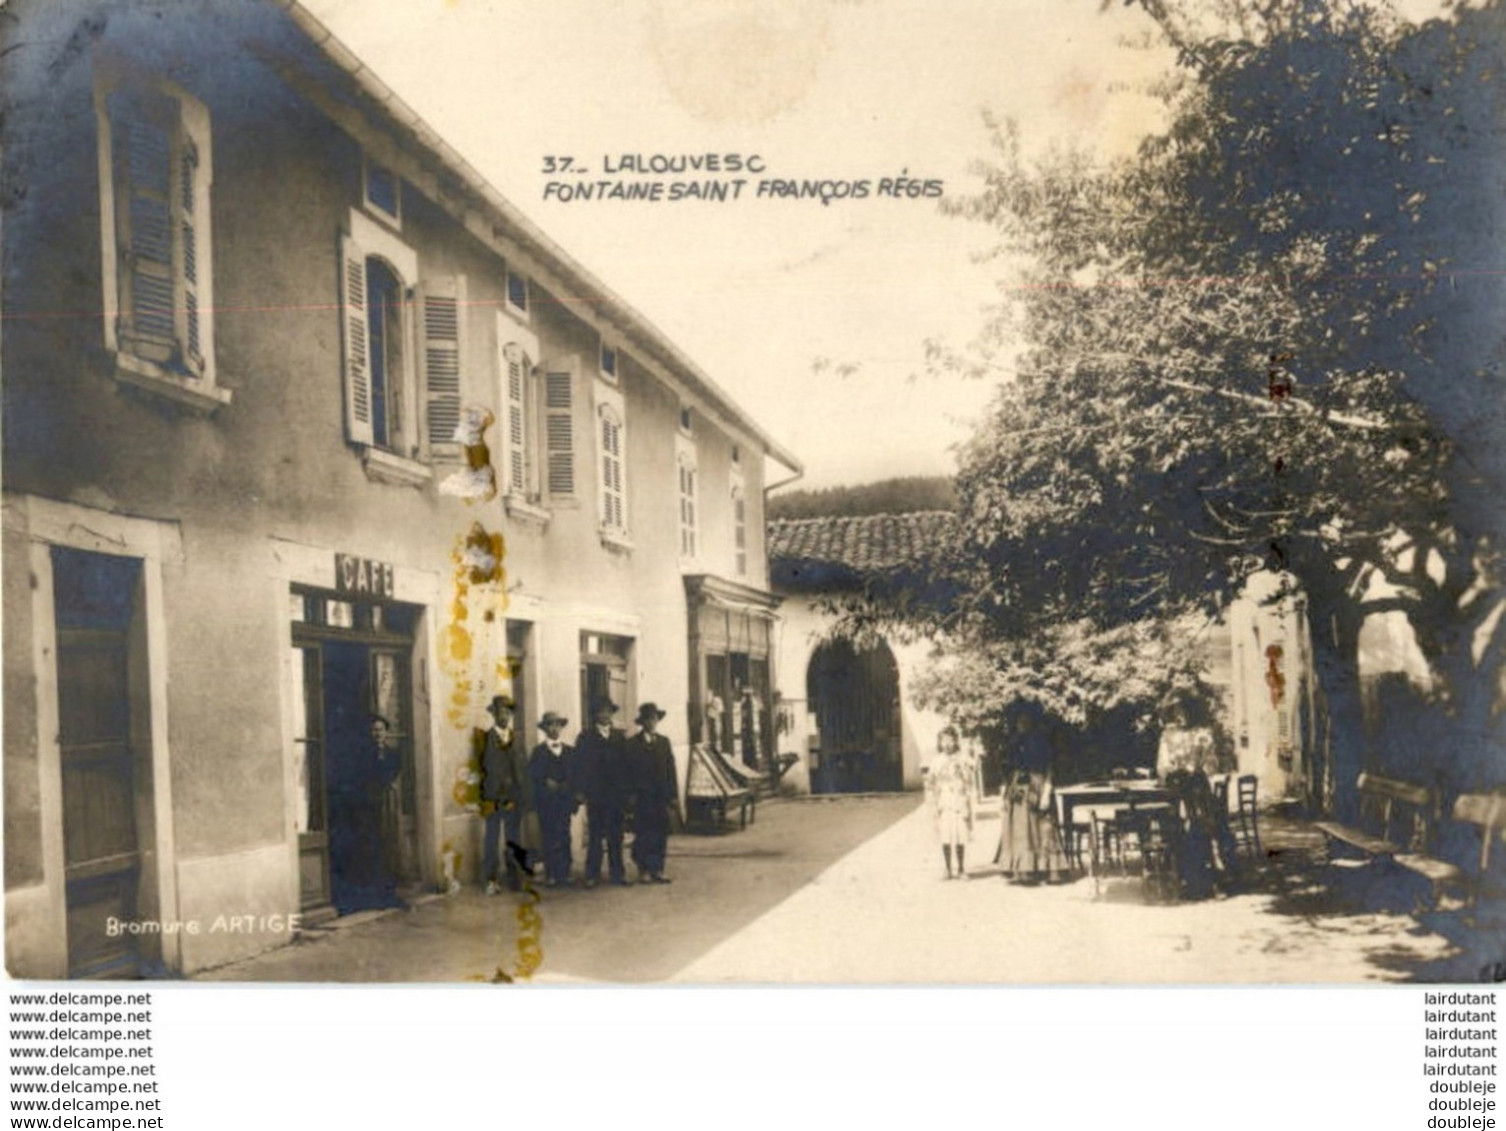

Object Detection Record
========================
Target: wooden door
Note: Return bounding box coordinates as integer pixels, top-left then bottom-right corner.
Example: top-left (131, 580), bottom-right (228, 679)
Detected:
top-left (53, 549), bottom-right (147, 978)
top-left (370, 647), bottom-right (416, 882)
top-left (292, 644), bottom-right (331, 912)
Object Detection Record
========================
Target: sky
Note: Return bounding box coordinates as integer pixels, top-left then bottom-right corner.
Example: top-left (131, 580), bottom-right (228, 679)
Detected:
top-left (298, 0), bottom-right (1440, 491)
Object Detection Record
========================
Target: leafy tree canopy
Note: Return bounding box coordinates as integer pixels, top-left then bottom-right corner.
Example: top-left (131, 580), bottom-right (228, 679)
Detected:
top-left (851, 0), bottom-right (1506, 783)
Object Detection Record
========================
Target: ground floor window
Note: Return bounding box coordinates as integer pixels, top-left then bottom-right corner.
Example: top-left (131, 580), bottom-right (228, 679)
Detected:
top-left (685, 577), bottom-right (779, 774)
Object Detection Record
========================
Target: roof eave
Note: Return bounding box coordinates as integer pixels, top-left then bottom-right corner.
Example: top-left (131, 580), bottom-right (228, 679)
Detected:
top-left (274, 0), bottom-right (802, 475)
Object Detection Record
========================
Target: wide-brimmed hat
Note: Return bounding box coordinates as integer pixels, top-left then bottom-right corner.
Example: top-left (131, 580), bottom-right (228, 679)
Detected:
top-left (538, 711), bottom-right (569, 730)
top-left (589, 698), bottom-right (619, 716)
top-left (486, 694), bottom-right (516, 717)
top-left (636, 702), bottom-right (667, 724)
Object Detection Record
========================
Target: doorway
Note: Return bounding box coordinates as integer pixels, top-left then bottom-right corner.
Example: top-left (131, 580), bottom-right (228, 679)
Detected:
top-left (290, 591), bottom-right (419, 916)
top-left (579, 631), bottom-right (633, 726)
top-left (806, 637), bottom-right (902, 794)
top-left (52, 548), bottom-right (156, 978)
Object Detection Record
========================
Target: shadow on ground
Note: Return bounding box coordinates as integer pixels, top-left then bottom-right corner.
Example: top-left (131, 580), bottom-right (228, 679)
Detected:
top-left (1251, 817), bottom-right (1502, 984)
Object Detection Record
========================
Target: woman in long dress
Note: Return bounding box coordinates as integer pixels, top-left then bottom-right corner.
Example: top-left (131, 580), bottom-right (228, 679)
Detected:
top-left (995, 711), bottom-right (1070, 883)
top-left (926, 727), bottom-right (974, 880)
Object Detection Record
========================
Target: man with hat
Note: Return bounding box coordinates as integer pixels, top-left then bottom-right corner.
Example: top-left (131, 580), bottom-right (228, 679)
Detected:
top-left (629, 703), bottom-right (679, 883)
top-left (573, 698), bottom-right (630, 887)
top-left (480, 694), bottom-right (533, 893)
top-left (527, 710), bottom-right (576, 888)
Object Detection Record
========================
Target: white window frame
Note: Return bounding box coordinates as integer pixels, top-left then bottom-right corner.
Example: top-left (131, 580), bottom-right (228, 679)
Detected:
top-left (505, 270), bottom-right (530, 319)
top-left (676, 436), bottom-right (699, 564)
top-left (418, 274), bottom-right (466, 460)
top-left (362, 154), bottom-right (402, 228)
top-left (731, 471), bottom-right (748, 577)
top-left (541, 358), bottom-right (579, 503)
top-left (599, 341), bottom-right (619, 384)
top-left (498, 311), bottom-right (547, 521)
top-left (596, 384), bottom-right (630, 549)
top-left (95, 63), bottom-right (226, 414)
top-left (339, 209), bottom-right (432, 487)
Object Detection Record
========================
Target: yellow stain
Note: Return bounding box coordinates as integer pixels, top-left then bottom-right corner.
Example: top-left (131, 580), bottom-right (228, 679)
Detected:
top-left (445, 624), bottom-right (473, 662)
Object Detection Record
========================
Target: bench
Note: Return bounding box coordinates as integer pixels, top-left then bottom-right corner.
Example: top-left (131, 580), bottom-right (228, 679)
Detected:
top-left (684, 745), bottom-right (756, 831)
top-left (1452, 791), bottom-right (1506, 912)
top-left (1315, 772), bottom-right (1466, 902)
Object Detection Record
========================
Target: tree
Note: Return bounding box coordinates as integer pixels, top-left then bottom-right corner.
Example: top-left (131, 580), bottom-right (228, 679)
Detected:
top-left (871, 0), bottom-right (1505, 807)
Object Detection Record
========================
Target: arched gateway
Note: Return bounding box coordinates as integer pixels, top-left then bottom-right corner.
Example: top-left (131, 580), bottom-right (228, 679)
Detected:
top-left (806, 637), bottom-right (902, 793)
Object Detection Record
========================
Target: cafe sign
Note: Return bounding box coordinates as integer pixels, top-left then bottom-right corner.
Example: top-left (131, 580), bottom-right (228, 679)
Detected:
top-left (335, 553), bottom-right (395, 600)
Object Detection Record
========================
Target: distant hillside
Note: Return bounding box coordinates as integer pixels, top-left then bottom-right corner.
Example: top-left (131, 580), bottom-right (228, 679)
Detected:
top-left (767, 476), bottom-right (957, 520)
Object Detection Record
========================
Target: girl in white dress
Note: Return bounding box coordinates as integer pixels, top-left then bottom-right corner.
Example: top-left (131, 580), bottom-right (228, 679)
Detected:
top-left (926, 727), bottom-right (974, 880)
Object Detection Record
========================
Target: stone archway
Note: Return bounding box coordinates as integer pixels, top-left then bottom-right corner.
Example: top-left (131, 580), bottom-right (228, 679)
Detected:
top-left (806, 637), bottom-right (902, 793)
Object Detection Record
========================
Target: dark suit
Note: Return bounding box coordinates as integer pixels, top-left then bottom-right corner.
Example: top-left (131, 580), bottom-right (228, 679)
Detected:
top-left (629, 730), bottom-right (678, 878)
top-left (330, 739), bottom-right (403, 913)
top-left (528, 740), bottom-right (575, 884)
top-left (574, 725), bottom-right (629, 883)
top-left (480, 725), bottom-right (532, 887)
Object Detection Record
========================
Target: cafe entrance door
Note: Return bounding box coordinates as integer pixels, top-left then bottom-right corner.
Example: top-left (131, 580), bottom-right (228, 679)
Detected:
top-left (290, 589), bottom-right (420, 917)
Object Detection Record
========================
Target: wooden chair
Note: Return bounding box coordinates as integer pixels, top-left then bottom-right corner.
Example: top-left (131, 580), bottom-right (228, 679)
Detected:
top-left (1090, 811), bottom-right (1126, 896)
top-left (1232, 774), bottom-right (1261, 865)
top-left (1062, 821), bottom-right (1095, 873)
top-left (1133, 806), bottom-right (1181, 903)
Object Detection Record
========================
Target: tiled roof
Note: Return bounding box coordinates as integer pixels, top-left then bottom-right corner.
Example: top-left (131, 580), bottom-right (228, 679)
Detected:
top-left (767, 512), bottom-right (956, 586)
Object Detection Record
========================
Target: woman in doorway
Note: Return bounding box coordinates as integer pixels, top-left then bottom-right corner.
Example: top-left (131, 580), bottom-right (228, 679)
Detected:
top-left (925, 727), bottom-right (974, 880)
top-left (331, 714), bottom-right (406, 913)
top-left (995, 709), bottom-right (1069, 883)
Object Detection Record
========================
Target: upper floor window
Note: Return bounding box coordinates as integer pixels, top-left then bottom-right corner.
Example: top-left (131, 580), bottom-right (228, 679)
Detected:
top-left (365, 258), bottom-right (405, 450)
top-left (96, 69), bottom-right (225, 411)
top-left (677, 453), bottom-right (698, 560)
top-left (598, 401), bottom-right (628, 538)
top-left (501, 336), bottom-right (537, 501)
top-left (600, 343), bottom-right (618, 383)
top-left (363, 157), bottom-right (401, 226)
top-left (543, 366), bottom-right (577, 499)
top-left (496, 314), bottom-right (576, 518)
top-left (679, 406), bottom-right (693, 435)
top-left (340, 210), bottom-right (460, 485)
top-left (732, 484), bottom-right (748, 577)
top-left (506, 271), bottom-right (529, 317)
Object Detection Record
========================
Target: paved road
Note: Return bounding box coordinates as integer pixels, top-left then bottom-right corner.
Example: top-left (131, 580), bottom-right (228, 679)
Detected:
top-left (674, 804), bottom-right (1470, 983)
top-left (199, 794), bottom-right (918, 984)
top-left (200, 794), bottom-right (1483, 984)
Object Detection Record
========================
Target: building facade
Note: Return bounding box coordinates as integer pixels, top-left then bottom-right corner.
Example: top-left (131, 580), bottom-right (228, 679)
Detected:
top-left (2, 0), bottom-right (798, 978)
top-left (768, 513), bottom-right (953, 795)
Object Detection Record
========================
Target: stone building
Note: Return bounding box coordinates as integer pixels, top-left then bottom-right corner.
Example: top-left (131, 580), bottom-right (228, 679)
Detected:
top-left (2, 0), bottom-right (798, 977)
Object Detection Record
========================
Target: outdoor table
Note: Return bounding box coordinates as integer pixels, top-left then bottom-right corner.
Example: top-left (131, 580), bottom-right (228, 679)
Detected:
top-left (1055, 780), bottom-right (1175, 834)
top-left (1054, 780), bottom-right (1178, 888)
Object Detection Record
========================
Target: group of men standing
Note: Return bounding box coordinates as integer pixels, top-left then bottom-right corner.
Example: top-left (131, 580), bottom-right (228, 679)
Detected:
top-left (479, 695), bottom-right (679, 891)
